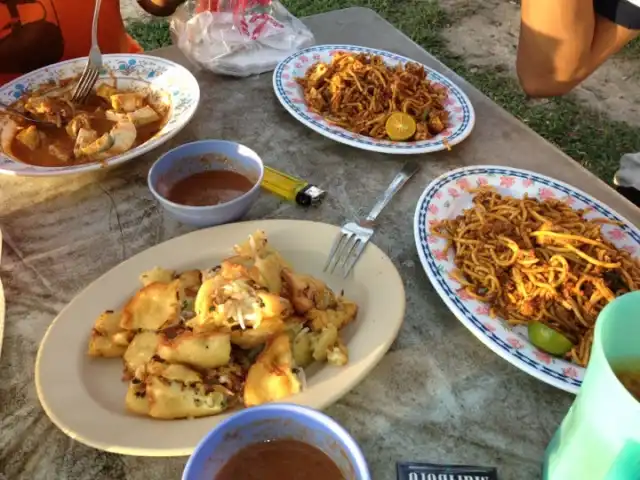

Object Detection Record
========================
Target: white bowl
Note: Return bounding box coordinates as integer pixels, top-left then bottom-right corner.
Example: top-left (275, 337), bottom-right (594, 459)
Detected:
top-left (148, 140), bottom-right (264, 228)
top-left (0, 54), bottom-right (200, 176)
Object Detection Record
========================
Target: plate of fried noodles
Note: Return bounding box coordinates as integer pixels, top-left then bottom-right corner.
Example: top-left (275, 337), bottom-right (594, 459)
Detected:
top-left (414, 166), bottom-right (640, 393)
top-left (273, 45), bottom-right (475, 154)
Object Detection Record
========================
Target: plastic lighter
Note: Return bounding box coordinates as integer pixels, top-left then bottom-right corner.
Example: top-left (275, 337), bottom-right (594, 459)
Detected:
top-left (261, 166), bottom-right (326, 206)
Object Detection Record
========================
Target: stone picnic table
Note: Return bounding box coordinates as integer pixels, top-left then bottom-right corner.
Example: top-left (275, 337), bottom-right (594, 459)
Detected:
top-left (1, 7), bottom-right (638, 480)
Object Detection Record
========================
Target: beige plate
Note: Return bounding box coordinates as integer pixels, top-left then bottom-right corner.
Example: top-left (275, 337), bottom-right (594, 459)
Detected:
top-left (35, 219), bottom-right (406, 456)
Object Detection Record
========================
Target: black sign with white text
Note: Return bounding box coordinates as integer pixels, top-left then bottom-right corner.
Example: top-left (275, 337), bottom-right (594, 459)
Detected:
top-left (397, 462), bottom-right (498, 480)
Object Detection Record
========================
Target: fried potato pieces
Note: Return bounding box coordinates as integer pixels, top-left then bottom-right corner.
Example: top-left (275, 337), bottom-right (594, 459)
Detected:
top-left (282, 269), bottom-right (337, 314)
top-left (87, 230), bottom-right (358, 420)
top-left (157, 330), bottom-right (231, 369)
top-left (123, 331), bottom-right (160, 376)
top-left (87, 310), bottom-right (133, 357)
top-left (120, 280), bottom-right (180, 331)
top-left (244, 333), bottom-right (301, 407)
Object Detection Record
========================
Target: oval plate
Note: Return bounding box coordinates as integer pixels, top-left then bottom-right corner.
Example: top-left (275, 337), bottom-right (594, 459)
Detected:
top-left (273, 44), bottom-right (475, 155)
top-left (0, 54), bottom-right (200, 176)
top-left (413, 166), bottom-right (640, 394)
top-left (35, 219), bottom-right (405, 456)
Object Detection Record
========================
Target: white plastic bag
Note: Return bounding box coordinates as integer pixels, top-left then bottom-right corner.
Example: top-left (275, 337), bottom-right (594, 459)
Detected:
top-left (170, 0), bottom-right (315, 77)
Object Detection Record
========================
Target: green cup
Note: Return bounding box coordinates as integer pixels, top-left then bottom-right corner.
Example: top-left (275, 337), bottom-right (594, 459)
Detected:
top-left (543, 291), bottom-right (640, 479)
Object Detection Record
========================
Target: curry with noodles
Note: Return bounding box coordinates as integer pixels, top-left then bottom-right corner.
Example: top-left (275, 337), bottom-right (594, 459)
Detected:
top-left (296, 52), bottom-right (449, 141)
top-left (432, 187), bottom-right (640, 367)
top-left (0, 79), bottom-right (169, 167)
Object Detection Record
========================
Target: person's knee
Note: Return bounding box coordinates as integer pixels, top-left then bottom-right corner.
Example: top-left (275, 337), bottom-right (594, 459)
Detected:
top-left (516, 60), bottom-right (578, 98)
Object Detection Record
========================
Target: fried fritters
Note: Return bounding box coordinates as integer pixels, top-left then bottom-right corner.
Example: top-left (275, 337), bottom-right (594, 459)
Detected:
top-left (120, 280), bottom-right (180, 331)
top-left (87, 310), bottom-right (133, 357)
top-left (244, 333), bottom-right (301, 407)
top-left (87, 230), bottom-right (359, 420)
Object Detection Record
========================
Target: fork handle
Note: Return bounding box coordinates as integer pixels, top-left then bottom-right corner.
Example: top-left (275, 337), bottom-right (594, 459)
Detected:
top-left (91, 0), bottom-right (102, 46)
top-left (364, 160), bottom-right (420, 223)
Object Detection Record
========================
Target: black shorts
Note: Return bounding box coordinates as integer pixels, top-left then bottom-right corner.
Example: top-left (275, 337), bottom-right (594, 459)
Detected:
top-left (594, 0), bottom-right (640, 29)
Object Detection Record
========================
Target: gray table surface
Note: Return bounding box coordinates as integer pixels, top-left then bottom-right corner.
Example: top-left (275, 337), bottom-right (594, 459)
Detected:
top-left (1, 7), bottom-right (638, 480)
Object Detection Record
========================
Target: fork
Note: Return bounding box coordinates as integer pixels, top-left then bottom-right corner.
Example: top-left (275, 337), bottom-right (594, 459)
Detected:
top-left (324, 160), bottom-right (420, 278)
top-left (71, 0), bottom-right (103, 103)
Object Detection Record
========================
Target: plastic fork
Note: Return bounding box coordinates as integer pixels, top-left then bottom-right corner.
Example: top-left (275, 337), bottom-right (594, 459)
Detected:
top-left (324, 160), bottom-right (420, 278)
top-left (71, 0), bottom-right (103, 104)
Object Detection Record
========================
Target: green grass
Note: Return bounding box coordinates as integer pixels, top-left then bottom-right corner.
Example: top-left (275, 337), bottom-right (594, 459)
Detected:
top-left (621, 37), bottom-right (640, 58)
top-left (127, 1), bottom-right (640, 183)
top-left (127, 19), bottom-right (172, 51)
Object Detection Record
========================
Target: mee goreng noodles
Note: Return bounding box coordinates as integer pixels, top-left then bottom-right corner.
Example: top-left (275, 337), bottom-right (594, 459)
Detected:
top-left (432, 187), bottom-right (640, 367)
top-left (296, 52), bottom-right (449, 141)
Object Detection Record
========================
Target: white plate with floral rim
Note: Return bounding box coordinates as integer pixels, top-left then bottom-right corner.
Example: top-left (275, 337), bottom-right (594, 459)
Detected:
top-left (413, 166), bottom-right (640, 394)
top-left (273, 44), bottom-right (475, 155)
top-left (0, 54), bottom-right (200, 176)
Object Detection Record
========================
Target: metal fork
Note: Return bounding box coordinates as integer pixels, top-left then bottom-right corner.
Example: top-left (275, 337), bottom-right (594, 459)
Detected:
top-left (71, 0), bottom-right (103, 103)
top-left (324, 160), bottom-right (420, 278)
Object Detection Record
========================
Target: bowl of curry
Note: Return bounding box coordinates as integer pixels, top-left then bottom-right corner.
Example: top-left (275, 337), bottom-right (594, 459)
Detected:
top-left (0, 54), bottom-right (200, 176)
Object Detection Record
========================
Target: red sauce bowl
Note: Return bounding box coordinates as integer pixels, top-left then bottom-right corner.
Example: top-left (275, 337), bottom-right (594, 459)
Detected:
top-left (148, 140), bottom-right (264, 228)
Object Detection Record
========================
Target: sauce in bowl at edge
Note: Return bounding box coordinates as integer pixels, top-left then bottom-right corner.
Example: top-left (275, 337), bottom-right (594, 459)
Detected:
top-left (165, 169), bottom-right (255, 207)
top-left (215, 439), bottom-right (345, 480)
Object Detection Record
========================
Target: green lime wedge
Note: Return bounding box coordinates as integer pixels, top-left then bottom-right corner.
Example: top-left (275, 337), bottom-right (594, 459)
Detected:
top-left (528, 322), bottom-right (574, 356)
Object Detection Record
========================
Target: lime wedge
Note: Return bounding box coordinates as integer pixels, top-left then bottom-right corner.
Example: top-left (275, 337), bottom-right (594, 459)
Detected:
top-left (385, 112), bottom-right (417, 141)
top-left (528, 322), bottom-right (574, 356)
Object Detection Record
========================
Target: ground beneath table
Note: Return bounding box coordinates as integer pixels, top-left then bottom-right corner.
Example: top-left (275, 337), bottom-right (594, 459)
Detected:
top-left (441, 0), bottom-right (640, 128)
top-left (121, 0), bottom-right (150, 23)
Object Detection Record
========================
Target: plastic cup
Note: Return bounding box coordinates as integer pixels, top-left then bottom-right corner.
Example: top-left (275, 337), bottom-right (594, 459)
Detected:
top-left (543, 291), bottom-right (640, 479)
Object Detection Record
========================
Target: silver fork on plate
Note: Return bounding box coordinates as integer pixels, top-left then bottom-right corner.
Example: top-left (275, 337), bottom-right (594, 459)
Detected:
top-left (324, 160), bottom-right (420, 278)
top-left (71, 0), bottom-right (103, 103)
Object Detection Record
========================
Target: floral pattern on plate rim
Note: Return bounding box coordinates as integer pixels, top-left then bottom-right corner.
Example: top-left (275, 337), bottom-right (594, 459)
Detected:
top-left (413, 166), bottom-right (640, 394)
top-left (273, 44), bottom-right (476, 154)
top-left (0, 54), bottom-right (200, 176)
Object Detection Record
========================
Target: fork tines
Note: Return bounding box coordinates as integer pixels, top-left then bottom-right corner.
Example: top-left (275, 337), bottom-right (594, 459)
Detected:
top-left (71, 65), bottom-right (100, 104)
top-left (324, 225), bottom-right (369, 278)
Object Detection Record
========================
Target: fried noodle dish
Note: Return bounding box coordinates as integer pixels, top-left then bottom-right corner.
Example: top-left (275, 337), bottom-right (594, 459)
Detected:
top-left (296, 52), bottom-right (449, 141)
top-left (432, 187), bottom-right (640, 366)
top-left (87, 230), bottom-right (358, 420)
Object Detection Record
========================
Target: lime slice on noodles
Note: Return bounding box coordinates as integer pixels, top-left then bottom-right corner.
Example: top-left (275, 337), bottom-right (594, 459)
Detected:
top-left (385, 112), bottom-right (417, 141)
top-left (528, 322), bottom-right (574, 356)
